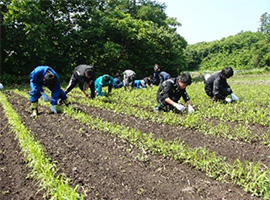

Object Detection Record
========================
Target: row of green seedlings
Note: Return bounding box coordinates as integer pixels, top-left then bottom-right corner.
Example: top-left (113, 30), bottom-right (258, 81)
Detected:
top-left (112, 82), bottom-right (270, 126)
top-left (66, 88), bottom-right (267, 145)
top-left (102, 84), bottom-right (270, 141)
top-left (13, 89), bottom-right (270, 198)
top-left (0, 92), bottom-right (84, 200)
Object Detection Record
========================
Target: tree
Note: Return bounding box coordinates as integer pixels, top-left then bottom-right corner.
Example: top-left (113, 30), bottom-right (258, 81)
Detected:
top-left (258, 12), bottom-right (270, 33)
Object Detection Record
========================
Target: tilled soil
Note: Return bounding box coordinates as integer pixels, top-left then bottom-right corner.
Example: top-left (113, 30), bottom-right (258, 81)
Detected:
top-left (71, 98), bottom-right (270, 167)
top-left (2, 91), bottom-right (261, 199)
top-left (0, 105), bottom-right (45, 200)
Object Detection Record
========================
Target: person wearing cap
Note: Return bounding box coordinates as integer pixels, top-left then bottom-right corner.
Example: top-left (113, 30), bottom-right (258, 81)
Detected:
top-left (154, 73), bottom-right (195, 113)
top-left (95, 74), bottom-right (114, 96)
top-left (204, 66), bottom-right (239, 103)
top-left (29, 66), bottom-right (69, 117)
top-left (65, 64), bottom-right (95, 99)
top-left (113, 73), bottom-right (123, 89)
top-left (123, 69), bottom-right (136, 91)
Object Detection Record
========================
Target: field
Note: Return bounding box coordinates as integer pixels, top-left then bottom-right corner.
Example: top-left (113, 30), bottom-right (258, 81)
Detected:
top-left (1, 72), bottom-right (270, 199)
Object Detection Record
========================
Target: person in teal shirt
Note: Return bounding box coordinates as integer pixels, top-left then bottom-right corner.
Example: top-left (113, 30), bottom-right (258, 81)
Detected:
top-left (95, 74), bottom-right (114, 96)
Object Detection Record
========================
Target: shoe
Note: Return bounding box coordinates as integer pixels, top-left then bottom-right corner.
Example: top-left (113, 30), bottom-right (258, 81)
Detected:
top-left (154, 104), bottom-right (162, 112)
top-left (31, 109), bottom-right (38, 118)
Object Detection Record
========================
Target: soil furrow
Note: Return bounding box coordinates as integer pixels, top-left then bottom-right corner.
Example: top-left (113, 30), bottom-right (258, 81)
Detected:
top-left (71, 100), bottom-right (270, 167)
top-left (6, 91), bottom-right (260, 199)
top-left (0, 105), bottom-right (45, 200)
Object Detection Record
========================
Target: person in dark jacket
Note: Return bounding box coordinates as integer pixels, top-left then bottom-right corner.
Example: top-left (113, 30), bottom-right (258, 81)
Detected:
top-left (204, 66), bottom-right (239, 103)
top-left (153, 64), bottom-right (160, 85)
top-left (95, 74), bottom-right (114, 96)
top-left (142, 76), bottom-right (153, 88)
top-left (159, 71), bottom-right (171, 85)
top-left (29, 66), bottom-right (69, 117)
top-left (154, 73), bottom-right (194, 113)
top-left (65, 64), bottom-right (95, 99)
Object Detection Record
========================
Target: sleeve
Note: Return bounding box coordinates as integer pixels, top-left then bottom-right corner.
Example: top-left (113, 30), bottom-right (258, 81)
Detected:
top-left (95, 79), bottom-right (103, 96)
top-left (90, 81), bottom-right (95, 98)
top-left (50, 85), bottom-right (61, 105)
top-left (182, 89), bottom-right (190, 102)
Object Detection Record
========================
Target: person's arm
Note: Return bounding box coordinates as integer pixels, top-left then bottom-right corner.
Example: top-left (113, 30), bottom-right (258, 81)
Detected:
top-left (165, 97), bottom-right (177, 107)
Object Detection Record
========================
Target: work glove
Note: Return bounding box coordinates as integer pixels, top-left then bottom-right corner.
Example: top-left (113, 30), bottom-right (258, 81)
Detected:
top-left (41, 92), bottom-right (49, 102)
top-left (231, 93), bottom-right (239, 101)
top-left (50, 105), bottom-right (57, 114)
top-left (188, 104), bottom-right (194, 113)
top-left (225, 97), bottom-right (232, 103)
top-left (174, 103), bottom-right (186, 111)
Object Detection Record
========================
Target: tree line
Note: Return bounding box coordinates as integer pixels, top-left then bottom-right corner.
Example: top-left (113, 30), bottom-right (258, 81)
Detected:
top-left (185, 12), bottom-right (270, 71)
top-left (1, 0), bottom-right (269, 85)
top-left (1, 0), bottom-right (187, 84)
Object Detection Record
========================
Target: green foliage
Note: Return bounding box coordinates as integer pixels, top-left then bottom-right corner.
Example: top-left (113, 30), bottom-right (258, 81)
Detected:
top-left (1, 0), bottom-right (186, 84)
top-left (186, 31), bottom-right (270, 71)
top-left (0, 92), bottom-right (83, 200)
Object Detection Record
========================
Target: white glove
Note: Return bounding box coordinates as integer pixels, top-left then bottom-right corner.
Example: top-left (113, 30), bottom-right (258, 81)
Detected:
top-left (188, 104), bottom-right (194, 113)
top-left (174, 103), bottom-right (186, 111)
top-left (41, 92), bottom-right (49, 102)
top-left (225, 97), bottom-right (232, 103)
top-left (231, 93), bottom-right (239, 101)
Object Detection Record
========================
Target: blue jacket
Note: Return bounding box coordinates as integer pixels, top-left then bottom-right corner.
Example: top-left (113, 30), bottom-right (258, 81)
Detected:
top-left (134, 80), bottom-right (146, 89)
top-left (95, 74), bottom-right (114, 96)
top-left (113, 77), bottom-right (123, 88)
top-left (29, 66), bottom-right (67, 105)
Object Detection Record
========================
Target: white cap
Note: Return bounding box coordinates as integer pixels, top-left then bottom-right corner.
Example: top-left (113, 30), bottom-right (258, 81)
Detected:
top-left (0, 83), bottom-right (3, 89)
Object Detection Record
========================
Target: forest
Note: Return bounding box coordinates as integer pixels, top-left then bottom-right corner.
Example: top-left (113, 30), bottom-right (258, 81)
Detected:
top-left (1, 0), bottom-right (270, 84)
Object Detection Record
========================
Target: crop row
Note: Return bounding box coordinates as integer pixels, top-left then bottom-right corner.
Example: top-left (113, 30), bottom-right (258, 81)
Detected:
top-left (61, 87), bottom-right (268, 145)
top-left (0, 92), bottom-right (83, 200)
top-left (13, 89), bottom-right (270, 198)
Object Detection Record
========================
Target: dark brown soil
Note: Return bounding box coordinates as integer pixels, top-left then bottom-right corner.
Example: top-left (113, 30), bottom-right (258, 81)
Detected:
top-left (0, 104), bottom-right (45, 200)
top-left (1, 91), bottom-right (262, 199)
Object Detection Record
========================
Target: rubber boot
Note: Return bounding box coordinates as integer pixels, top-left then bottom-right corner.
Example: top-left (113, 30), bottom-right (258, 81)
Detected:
top-left (31, 102), bottom-right (38, 117)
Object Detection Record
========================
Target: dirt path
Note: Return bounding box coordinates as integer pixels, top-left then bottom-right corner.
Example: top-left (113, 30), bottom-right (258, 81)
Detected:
top-left (5, 91), bottom-right (259, 199)
top-left (0, 105), bottom-right (45, 200)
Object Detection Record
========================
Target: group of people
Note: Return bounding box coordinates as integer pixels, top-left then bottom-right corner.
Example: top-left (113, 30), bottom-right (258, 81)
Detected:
top-left (28, 64), bottom-right (238, 117)
top-left (153, 65), bottom-right (239, 113)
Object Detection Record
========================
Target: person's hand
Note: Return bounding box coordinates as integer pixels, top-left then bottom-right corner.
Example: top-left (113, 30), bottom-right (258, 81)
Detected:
top-left (174, 103), bottom-right (186, 111)
top-left (41, 92), bottom-right (49, 102)
top-left (50, 105), bottom-right (57, 114)
top-left (231, 93), bottom-right (239, 101)
top-left (188, 104), bottom-right (194, 113)
top-left (225, 97), bottom-right (232, 103)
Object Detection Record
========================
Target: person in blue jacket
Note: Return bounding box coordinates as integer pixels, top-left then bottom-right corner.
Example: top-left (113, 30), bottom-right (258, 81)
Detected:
top-left (29, 66), bottom-right (69, 117)
top-left (113, 73), bottom-right (123, 89)
top-left (95, 74), bottom-right (114, 96)
top-left (134, 80), bottom-right (145, 89)
top-left (159, 71), bottom-right (171, 85)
